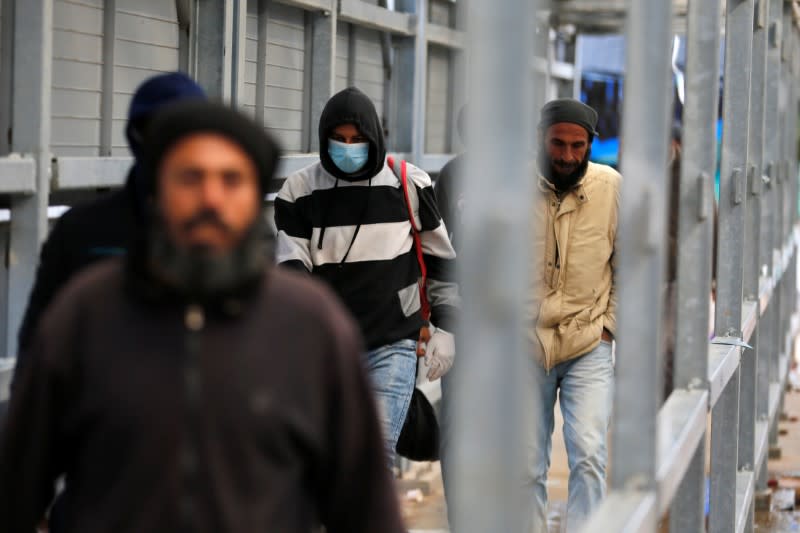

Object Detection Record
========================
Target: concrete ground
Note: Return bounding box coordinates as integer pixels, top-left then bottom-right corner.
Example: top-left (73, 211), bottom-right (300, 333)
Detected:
top-left (400, 403), bottom-right (571, 533)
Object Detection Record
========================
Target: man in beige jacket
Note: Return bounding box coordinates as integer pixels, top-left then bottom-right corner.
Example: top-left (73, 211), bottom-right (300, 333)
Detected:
top-left (527, 99), bottom-right (620, 533)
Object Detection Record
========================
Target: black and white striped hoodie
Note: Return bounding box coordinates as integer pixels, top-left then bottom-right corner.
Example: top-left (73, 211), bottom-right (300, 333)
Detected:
top-left (274, 87), bottom-right (458, 350)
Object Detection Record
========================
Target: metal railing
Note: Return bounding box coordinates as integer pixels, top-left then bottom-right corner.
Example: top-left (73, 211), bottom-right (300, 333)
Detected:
top-left (1, 1), bottom-right (799, 532)
top-left (582, 0), bottom-right (800, 531)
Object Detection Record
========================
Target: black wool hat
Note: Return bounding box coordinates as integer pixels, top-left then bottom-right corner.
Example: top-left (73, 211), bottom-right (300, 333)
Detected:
top-left (538, 98), bottom-right (600, 138)
top-left (141, 101), bottom-right (281, 197)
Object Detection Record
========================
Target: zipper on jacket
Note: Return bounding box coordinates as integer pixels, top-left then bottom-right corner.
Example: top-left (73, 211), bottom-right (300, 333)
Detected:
top-left (181, 303), bottom-right (205, 531)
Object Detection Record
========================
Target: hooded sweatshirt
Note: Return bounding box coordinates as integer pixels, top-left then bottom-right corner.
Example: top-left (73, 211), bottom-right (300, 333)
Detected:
top-left (0, 102), bottom-right (405, 533)
top-left (275, 87), bottom-right (459, 349)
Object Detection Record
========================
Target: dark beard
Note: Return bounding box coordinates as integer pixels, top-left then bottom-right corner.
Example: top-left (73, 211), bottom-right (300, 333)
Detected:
top-left (538, 146), bottom-right (591, 192)
top-left (144, 213), bottom-right (271, 302)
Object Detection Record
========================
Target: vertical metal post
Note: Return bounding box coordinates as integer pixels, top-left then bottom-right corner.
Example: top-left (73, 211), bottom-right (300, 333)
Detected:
top-left (254, 0), bottom-right (268, 127)
top-left (0, 0), bottom-right (14, 156)
top-left (716, 0), bottom-right (754, 341)
top-left (449, 0), bottom-right (535, 530)
top-left (608, 0), bottom-right (673, 522)
top-left (670, 0), bottom-right (723, 527)
top-left (394, 0), bottom-right (427, 161)
top-left (747, 0), bottom-right (768, 304)
top-left (230, 0), bottom-right (248, 109)
top-left (710, 1), bottom-right (755, 531)
top-left (100, 0), bottom-right (116, 156)
top-left (572, 34), bottom-right (583, 101)
top-left (710, 368), bottom-right (743, 533)
top-left (766, 0), bottom-right (783, 450)
top-left (307, 4), bottom-right (336, 153)
top-left (6, 0), bottom-right (53, 358)
top-left (191, 0), bottom-right (234, 101)
top-left (751, 0), bottom-right (772, 494)
top-left (346, 24), bottom-right (355, 87)
top-left (176, 0), bottom-right (192, 73)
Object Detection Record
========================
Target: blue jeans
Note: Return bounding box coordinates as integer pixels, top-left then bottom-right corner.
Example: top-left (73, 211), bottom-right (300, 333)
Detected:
top-left (363, 339), bottom-right (418, 466)
top-left (526, 341), bottom-right (614, 533)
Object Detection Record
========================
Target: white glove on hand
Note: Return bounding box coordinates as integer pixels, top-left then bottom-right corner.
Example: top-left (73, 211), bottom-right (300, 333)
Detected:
top-left (424, 328), bottom-right (455, 381)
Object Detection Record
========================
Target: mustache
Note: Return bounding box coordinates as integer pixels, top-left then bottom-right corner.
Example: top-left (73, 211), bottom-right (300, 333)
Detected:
top-left (182, 208), bottom-right (232, 235)
top-left (553, 159), bottom-right (580, 169)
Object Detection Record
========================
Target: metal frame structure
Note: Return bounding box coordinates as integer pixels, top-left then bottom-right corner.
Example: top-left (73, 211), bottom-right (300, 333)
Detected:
top-left (0, 0), bottom-right (466, 366)
top-left (0, 1), bottom-right (799, 532)
top-left (579, 0), bottom-right (800, 531)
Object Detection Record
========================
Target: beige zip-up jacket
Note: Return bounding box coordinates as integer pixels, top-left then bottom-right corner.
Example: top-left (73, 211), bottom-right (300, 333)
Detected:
top-left (529, 161), bottom-right (621, 369)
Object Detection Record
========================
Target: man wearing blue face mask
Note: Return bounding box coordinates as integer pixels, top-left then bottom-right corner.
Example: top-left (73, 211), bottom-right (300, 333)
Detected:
top-left (274, 87), bottom-right (460, 465)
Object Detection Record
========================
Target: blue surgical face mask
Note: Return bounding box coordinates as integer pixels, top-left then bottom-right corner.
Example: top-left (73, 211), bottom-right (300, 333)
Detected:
top-left (328, 139), bottom-right (369, 174)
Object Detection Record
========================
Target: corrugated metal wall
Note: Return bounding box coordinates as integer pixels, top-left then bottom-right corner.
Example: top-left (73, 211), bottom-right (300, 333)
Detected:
top-left (425, 0), bottom-right (454, 154)
top-left (351, 26), bottom-right (384, 116)
top-left (49, 0), bottom-right (181, 157)
top-left (426, 45), bottom-right (450, 153)
top-left (243, 2), bottom-right (306, 153)
top-left (335, 21), bottom-right (350, 93)
top-left (51, 0), bottom-right (104, 156)
top-left (112, 0), bottom-right (180, 156)
top-left (3, 0), bottom-right (459, 159)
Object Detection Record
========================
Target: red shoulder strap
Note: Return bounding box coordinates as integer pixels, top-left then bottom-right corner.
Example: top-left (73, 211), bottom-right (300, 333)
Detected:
top-left (387, 156), bottom-right (431, 321)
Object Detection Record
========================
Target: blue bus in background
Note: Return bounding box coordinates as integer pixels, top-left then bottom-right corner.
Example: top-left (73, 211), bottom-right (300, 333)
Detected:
top-left (578, 35), bottom-right (723, 198)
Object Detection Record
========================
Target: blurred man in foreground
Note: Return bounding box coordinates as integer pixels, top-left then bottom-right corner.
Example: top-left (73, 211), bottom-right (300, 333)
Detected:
top-left (0, 102), bottom-right (405, 533)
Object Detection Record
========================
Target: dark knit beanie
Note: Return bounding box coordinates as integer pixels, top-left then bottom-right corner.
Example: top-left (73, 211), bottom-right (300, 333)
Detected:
top-left (140, 101), bottom-right (281, 198)
top-left (126, 72), bottom-right (207, 159)
top-left (538, 98), bottom-right (600, 139)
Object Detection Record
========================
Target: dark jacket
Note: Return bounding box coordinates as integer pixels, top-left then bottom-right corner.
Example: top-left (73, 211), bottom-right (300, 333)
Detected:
top-left (16, 174), bottom-right (139, 355)
top-left (434, 154), bottom-right (464, 252)
top-left (0, 260), bottom-right (405, 533)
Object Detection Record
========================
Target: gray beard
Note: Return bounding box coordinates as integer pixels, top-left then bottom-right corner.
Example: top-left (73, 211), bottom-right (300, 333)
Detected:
top-left (146, 215), bottom-right (270, 300)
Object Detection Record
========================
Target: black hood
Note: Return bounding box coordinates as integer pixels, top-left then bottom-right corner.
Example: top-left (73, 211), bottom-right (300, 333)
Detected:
top-left (319, 87), bottom-right (386, 182)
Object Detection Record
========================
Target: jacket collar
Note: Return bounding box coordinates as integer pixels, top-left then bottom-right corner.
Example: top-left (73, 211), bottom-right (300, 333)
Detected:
top-left (537, 173), bottom-right (591, 215)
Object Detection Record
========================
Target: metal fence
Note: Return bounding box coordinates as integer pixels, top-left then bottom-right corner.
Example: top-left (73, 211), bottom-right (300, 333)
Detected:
top-left (577, 0), bottom-right (800, 531)
top-left (1, 0), bottom-right (799, 532)
top-left (450, 0), bottom-right (800, 532)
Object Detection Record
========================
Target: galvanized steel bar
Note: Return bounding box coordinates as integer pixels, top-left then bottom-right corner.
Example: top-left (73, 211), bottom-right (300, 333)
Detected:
top-left (766, 0), bottom-right (784, 452)
top-left (745, 0), bottom-right (768, 303)
top-left (606, 0), bottom-right (673, 515)
top-left (709, 365), bottom-right (742, 533)
top-left (748, 12), bottom-right (769, 480)
top-left (100, 0), bottom-right (116, 156)
top-left (710, 0), bottom-right (755, 530)
top-left (394, 0), bottom-right (427, 163)
top-left (6, 0), bottom-right (53, 359)
top-left (715, 0), bottom-right (754, 341)
top-left (448, 0), bottom-right (535, 530)
top-left (230, 0), bottom-right (248, 109)
top-left (669, 0), bottom-right (723, 526)
top-left (0, 0), bottom-right (13, 156)
top-left (307, 6), bottom-right (337, 152)
top-left (191, 0), bottom-right (234, 100)
top-left (255, 0), bottom-right (268, 126)
top-left (674, 0), bottom-right (722, 391)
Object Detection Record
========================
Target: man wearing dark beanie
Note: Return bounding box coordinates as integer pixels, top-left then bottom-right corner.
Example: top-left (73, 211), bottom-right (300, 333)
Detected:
top-left (526, 98), bottom-right (621, 532)
top-left (0, 102), bottom-right (405, 533)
